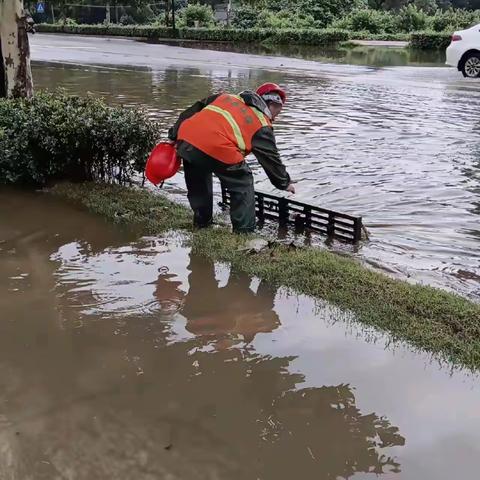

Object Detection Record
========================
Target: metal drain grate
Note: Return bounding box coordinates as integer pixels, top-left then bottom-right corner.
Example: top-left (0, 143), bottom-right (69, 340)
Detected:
top-left (221, 189), bottom-right (363, 244)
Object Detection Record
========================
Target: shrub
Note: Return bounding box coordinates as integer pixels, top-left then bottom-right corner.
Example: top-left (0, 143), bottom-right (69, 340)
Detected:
top-left (332, 8), bottom-right (395, 34)
top-left (130, 4), bottom-right (156, 24)
top-left (395, 4), bottom-right (428, 32)
top-left (231, 5), bottom-right (259, 29)
top-left (409, 31), bottom-right (452, 49)
top-left (413, 0), bottom-right (438, 15)
top-left (232, 6), bottom-right (319, 30)
top-left (60, 17), bottom-right (78, 26)
top-left (119, 14), bottom-right (136, 25)
top-left (36, 23), bottom-right (349, 45)
top-left (176, 27), bottom-right (269, 42)
top-left (0, 91), bottom-right (159, 185)
top-left (36, 23), bottom-right (176, 38)
top-left (177, 3), bottom-right (216, 28)
top-left (263, 0), bottom-right (365, 28)
top-left (257, 11), bottom-right (319, 30)
top-left (427, 8), bottom-right (480, 32)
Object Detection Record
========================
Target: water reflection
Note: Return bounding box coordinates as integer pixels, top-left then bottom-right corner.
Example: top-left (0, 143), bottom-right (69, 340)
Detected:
top-left (0, 347), bottom-right (405, 479)
top-left (155, 254), bottom-right (279, 348)
top-left (145, 40), bottom-right (446, 67)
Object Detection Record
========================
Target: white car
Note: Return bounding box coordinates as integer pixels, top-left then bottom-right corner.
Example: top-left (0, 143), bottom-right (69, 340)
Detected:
top-left (446, 23), bottom-right (480, 78)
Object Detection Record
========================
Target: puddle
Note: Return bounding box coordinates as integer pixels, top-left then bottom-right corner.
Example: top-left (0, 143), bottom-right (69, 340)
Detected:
top-left (1, 189), bottom-right (480, 479)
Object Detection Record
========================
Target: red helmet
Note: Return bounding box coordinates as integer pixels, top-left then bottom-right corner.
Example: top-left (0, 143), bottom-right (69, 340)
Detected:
top-left (145, 142), bottom-right (181, 186)
top-left (256, 83), bottom-right (287, 104)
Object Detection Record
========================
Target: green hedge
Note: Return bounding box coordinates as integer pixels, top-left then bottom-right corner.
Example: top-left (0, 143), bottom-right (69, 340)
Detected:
top-left (0, 91), bottom-right (158, 185)
top-left (36, 23), bottom-right (457, 49)
top-left (410, 31), bottom-right (452, 50)
top-left (36, 23), bottom-right (176, 38)
top-left (36, 23), bottom-right (350, 45)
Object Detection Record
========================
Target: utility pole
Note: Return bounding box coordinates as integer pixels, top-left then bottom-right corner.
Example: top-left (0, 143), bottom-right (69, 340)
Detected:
top-left (105, 1), bottom-right (110, 23)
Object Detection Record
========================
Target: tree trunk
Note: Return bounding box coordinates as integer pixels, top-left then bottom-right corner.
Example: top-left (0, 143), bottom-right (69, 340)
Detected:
top-left (0, 38), bottom-right (6, 97)
top-left (165, 0), bottom-right (170, 27)
top-left (226, 0), bottom-right (232, 27)
top-left (0, 0), bottom-right (34, 98)
top-left (171, 0), bottom-right (176, 32)
top-left (105, 1), bottom-right (110, 24)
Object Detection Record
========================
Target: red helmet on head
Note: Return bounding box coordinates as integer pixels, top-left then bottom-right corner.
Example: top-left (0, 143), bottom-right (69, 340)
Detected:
top-left (256, 82), bottom-right (287, 105)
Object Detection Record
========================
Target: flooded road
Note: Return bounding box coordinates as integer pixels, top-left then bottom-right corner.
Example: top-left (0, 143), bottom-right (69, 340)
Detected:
top-left (30, 34), bottom-right (480, 298)
top-left (2, 189), bottom-right (480, 479)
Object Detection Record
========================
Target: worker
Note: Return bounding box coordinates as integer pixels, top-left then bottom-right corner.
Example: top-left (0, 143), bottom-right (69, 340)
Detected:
top-left (168, 83), bottom-right (295, 233)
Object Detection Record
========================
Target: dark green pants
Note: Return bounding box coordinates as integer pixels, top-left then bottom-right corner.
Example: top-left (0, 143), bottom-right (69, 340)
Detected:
top-left (182, 156), bottom-right (256, 233)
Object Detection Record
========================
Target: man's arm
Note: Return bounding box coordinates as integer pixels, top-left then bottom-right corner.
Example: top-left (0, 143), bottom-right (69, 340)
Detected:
top-left (168, 93), bottom-right (221, 142)
top-left (251, 127), bottom-right (292, 191)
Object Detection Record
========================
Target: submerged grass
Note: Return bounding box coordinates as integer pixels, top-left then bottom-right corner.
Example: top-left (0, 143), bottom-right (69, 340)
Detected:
top-left (51, 182), bottom-right (480, 371)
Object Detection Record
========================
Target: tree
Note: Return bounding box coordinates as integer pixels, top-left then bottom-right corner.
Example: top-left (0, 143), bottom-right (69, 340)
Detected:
top-left (382, 0), bottom-right (410, 9)
top-left (0, 0), bottom-right (33, 98)
top-left (369, 0), bottom-right (479, 9)
top-left (414, 0), bottom-right (438, 13)
top-left (368, 0), bottom-right (387, 7)
top-left (262, 0), bottom-right (366, 26)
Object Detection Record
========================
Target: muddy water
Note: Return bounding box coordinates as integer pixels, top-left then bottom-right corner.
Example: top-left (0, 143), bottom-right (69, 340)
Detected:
top-left (30, 38), bottom-right (480, 299)
top-left (144, 40), bottom-right (446, 68)
top-left (2, 189), bottom-right (480, 479)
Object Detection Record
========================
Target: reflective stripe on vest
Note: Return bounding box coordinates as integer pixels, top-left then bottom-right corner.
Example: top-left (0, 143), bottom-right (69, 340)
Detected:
top-left (177, 93), bottom-right (272, 165)
top-left (252, 108), bottom-right (269, 127)
top-left (204, 104), bottom-right (247, 154)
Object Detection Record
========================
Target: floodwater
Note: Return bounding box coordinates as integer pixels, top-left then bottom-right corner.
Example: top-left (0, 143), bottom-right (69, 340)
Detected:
top-left (30, 35), bottom-right (480, 299)
top-left (2, 188), bottom-right (480, 480)
top-left (144, 39), bottom-right (446, 68)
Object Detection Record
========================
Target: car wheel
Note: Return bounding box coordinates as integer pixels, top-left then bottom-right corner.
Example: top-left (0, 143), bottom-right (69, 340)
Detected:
top-left (461, 52), bottom-right (480, 78)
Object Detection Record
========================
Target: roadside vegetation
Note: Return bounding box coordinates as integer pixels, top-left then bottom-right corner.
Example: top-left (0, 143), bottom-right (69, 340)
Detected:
top-left (33, 0), bottom-right (480, 49)
top-left (2, 90), bottom-right (480, 370)
top-left (36, 24), bottom-right (351, 46)
top-left (0, 91), bottom-right (157, 185)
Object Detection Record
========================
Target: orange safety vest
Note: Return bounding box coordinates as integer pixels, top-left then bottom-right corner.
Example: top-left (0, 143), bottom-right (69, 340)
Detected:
top-left (177, 93), bottom-right (272, 165)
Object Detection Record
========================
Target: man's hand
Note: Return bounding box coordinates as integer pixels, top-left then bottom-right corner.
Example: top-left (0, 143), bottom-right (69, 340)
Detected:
top-left (286, 183), bottom-right (296, 194)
